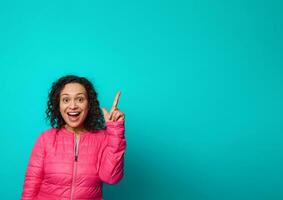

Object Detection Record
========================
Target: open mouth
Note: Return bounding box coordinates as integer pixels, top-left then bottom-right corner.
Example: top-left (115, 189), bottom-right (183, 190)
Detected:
top-left (67, 112), bottom-right (81, 117)
top-left (67, 112), bottom-right (81, 122)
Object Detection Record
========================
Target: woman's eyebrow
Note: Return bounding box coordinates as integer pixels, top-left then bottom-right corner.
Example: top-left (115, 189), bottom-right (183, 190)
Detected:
top-left (76, 93), bottom-right (86, 96)
top-left (61, 93), bottom-right (86, 96)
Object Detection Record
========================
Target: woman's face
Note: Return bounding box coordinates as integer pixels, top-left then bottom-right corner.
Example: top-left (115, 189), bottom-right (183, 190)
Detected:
top-left (59, 83), bottom-right (89, 131)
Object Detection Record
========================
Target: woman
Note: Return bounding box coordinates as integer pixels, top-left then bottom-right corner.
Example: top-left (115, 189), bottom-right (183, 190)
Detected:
top-left (21, 75), bottom-right (126, 200)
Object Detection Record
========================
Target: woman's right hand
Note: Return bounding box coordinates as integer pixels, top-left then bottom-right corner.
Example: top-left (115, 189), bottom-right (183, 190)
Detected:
top-left (101, 91), bottom-right (125, 123)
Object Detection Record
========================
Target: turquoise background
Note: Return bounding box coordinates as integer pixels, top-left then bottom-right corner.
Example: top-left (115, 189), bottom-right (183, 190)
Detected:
top-left (0, 0), bottom-right (282, 199)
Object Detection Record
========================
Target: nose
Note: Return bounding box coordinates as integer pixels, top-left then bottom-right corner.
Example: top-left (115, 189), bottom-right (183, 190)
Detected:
top-left (69, 100), bottom-right (78, 109)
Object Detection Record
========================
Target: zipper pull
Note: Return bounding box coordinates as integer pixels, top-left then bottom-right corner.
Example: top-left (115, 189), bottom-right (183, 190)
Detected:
top-left (75, 155), bottom-right (78, 162)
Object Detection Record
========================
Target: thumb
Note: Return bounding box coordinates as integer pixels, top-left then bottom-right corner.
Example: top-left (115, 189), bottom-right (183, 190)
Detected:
top-left (101, 108), bottom-right (109, 121)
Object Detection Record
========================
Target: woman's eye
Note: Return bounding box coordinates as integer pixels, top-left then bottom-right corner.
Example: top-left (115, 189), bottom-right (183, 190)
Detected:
top-left (63, 98), bottom-right (69, 103)
top-left (78, 97), bottom-right (84, 102)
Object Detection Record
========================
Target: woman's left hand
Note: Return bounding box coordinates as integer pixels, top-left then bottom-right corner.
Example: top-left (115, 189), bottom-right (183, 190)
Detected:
top-left (101, 91), bottom-right (125, 123)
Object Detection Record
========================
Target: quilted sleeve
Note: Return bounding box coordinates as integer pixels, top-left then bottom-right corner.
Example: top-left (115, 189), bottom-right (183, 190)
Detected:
top-left (21, 133), bottom-right (45, 199)
top-left (99, 120), bottom-right (126, 184)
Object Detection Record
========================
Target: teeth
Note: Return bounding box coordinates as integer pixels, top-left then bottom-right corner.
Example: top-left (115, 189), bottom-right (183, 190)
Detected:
top-left (68, 112), bottom-right (80, 116)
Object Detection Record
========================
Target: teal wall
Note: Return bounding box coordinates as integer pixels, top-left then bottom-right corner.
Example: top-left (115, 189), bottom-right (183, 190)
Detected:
top-left (0, 0), bottom-right (282, 199)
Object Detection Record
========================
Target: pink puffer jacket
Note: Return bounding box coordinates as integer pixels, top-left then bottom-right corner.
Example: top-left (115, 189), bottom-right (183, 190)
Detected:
top-left (21, 120), bottom-right (126, 200)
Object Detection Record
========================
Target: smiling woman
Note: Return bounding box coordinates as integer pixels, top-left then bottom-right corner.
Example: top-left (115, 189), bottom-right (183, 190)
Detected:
top-left (21, 75), bottom-right (126, 200)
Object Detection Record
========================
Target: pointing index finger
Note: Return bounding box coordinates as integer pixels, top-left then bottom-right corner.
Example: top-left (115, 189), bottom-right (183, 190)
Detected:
top-left (111, 91), bottom-right (121, 110)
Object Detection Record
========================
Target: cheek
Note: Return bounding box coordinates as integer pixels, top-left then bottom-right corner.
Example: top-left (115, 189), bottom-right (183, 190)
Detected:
top-left (59, 103), bottom-right (66, 114)
top-left (82, 103), bottom-right (89, 115)
top-left (82, 101), bottom-right (89, 110)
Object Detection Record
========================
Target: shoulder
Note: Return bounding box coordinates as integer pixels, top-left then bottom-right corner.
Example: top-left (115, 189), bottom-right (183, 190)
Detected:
top-left (37, 128), bottom-right (58, 141)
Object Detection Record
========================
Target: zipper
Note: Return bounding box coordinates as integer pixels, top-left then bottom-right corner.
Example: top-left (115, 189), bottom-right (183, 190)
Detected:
top-left (70, 134), bottom-right (80, 200)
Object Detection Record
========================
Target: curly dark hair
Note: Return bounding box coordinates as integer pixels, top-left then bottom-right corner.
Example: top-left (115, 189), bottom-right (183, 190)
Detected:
top-left (46, 75), bottom-right (105, 131)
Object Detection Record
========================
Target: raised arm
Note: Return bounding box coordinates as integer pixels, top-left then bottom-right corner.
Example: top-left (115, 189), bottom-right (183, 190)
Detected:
top-left (99, 120), bottom-right (126, 184)
top-left (99, 91), bottom-right (126, 184)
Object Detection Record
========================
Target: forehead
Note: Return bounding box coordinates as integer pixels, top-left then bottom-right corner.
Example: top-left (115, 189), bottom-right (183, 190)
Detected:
top-left (60, 83), bottom-right (87, 96)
